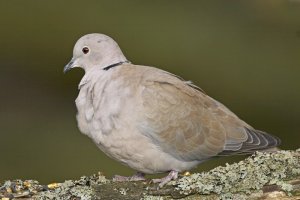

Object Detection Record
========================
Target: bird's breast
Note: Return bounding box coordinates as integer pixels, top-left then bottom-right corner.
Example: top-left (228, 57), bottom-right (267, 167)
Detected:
top-left (75, 73), bottom-right (138, 138)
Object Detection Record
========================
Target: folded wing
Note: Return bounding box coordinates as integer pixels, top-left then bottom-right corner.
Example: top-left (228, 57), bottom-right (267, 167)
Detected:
top-left (137, 67), bottom-right (280, 161)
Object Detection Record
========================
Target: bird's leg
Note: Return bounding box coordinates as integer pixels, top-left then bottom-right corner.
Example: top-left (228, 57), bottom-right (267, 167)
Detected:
top-left (113, 172), bottom-right (146, 182)
top-left (152, 170), bottom-right (178, 188)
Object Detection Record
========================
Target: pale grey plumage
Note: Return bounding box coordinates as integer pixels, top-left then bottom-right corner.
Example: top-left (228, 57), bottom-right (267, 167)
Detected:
top-left (64, 33), bottom-right (280, 185)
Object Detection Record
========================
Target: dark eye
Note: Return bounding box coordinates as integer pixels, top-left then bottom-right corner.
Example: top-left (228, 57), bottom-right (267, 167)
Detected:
top-left (82, 47), bottom-right (89, 54)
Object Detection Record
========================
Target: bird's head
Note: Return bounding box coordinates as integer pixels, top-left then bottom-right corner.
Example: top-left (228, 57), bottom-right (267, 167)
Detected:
top-left (64, 33), bottom-right (127, 73)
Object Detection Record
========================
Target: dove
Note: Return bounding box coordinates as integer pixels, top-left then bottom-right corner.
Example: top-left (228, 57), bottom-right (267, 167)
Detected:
top-left (64, 33), bottom-right (281, 187)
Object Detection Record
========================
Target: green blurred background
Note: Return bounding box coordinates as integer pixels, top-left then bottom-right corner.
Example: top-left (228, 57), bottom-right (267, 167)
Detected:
top-left (0, 0), bottom-right (299, 184)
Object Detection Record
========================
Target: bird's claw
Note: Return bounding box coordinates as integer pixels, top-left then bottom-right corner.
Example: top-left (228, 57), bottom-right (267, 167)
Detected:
top-left (151, 170), bottom-right (178, 188)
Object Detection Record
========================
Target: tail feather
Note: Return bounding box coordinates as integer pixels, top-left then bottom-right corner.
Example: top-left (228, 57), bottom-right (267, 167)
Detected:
top-left (220, 128), bottom-right (281, 156)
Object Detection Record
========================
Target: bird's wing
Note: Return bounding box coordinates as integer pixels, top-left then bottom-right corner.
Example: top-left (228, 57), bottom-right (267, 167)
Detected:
top-left (136, 66), bottom-right (279, 161)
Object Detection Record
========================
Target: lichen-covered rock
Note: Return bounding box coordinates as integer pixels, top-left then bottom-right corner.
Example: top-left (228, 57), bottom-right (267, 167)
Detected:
top-left (1, 149), bottom-right (299, 199)
top-left (175, 149), bottom-right (300, 198)
top-left (35, 173), bottom-right (108, 200)
top-left (0, 173), bottom-right (108, 200)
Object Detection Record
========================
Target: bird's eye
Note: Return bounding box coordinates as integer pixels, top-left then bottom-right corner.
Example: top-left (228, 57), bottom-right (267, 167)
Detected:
top-left (82, 47), bottom-right (89, 54)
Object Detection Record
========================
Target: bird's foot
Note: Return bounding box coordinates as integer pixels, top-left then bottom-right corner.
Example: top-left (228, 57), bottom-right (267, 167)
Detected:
top-left (113, 172), bottom-right (146, 182)
top-left (152, 170), bottom-right (178, 188)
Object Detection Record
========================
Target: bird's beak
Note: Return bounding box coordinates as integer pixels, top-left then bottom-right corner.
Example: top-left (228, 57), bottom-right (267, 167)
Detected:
top-left (64, 58), bottom-right (76, 73)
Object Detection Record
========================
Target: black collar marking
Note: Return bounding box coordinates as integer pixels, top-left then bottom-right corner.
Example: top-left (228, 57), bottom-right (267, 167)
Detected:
top-left (103, 61), bottom-right (130, 71)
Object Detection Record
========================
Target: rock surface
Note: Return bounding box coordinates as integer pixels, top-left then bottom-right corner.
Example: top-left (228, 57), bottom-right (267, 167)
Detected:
top-left (1, 149), bottom-right (299, 200)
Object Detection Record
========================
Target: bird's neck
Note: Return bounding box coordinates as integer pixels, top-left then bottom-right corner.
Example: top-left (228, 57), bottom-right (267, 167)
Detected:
top-left (79, 67), bottom-right (106, 89)
top-left (99, 48), bottom-right (127, 70)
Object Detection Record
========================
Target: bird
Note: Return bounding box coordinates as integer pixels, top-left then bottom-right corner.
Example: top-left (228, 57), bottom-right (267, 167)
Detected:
top-left (64, 33), bottom-right (281, 188)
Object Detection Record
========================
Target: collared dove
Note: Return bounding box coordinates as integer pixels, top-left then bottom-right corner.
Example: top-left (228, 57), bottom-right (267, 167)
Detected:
top-left (64, 33), bottom-right (281, 187)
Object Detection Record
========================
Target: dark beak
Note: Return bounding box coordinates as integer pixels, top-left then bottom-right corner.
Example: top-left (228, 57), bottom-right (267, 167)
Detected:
top-left (64, 58), bottom-right (75, 73)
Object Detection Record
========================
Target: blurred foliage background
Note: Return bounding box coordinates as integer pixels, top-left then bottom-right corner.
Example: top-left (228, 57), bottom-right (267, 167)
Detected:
top-left (0, 0), bottom-right (299, 184)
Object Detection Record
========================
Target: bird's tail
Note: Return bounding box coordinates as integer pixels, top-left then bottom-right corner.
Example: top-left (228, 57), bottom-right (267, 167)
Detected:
top-left (219, 128), bottom-right (281, 156)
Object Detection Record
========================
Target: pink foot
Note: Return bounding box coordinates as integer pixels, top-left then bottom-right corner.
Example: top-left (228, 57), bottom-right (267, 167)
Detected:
top-left (113, 172), bottom-right (146, 182)
top-left (152, 170), bottom-right (178, 188)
